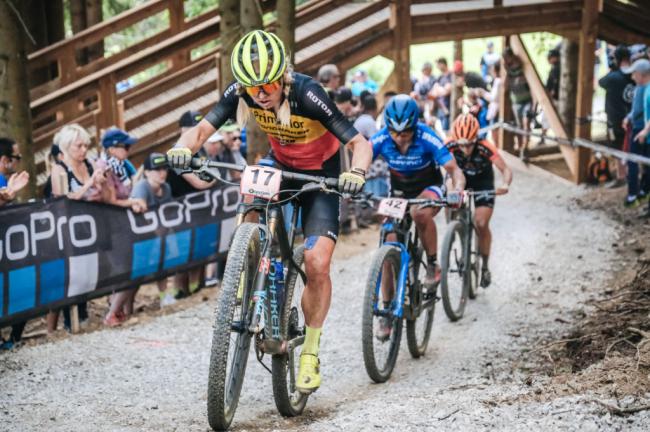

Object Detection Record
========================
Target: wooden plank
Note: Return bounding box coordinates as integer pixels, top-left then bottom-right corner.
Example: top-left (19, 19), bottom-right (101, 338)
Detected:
top-left (296, 1), bottom-right (387, 50)
top-left (28, 0), bottom-right (168, 67)
top-left (598, 14), bottom-right (650, 46)
top-left (498, 36), bottom-right (515, 152)
top-left (574, 0), bottom-right (598, 183)
top-left (509, 35), bottom-right (577, 178)
top-left (32, 15), bottom-right (221, 112)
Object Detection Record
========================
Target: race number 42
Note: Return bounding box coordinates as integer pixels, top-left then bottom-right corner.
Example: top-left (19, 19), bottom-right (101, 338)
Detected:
top-left (377, 198), bottom-right (408, 220)
top-left (240, 165), bottom-right (282, 200)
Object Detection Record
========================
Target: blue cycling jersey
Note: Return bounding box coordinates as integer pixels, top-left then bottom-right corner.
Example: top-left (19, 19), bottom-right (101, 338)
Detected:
top-left (370, 123), bottom-right (452, 198)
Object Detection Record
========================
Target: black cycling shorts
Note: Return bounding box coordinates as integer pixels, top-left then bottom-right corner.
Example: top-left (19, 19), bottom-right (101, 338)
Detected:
top-left (269, 151), bottom-right (341, 242)
top-left (467, 175), bottom-right (495, 208)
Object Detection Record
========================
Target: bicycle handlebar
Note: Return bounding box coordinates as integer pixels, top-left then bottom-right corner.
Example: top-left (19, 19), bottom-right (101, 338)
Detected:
top-left (190, 158), bottom-right (340, 190)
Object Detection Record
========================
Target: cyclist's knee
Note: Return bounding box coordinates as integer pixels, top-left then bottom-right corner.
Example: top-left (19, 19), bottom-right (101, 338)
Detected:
top-left (412, 209), bottom-right (433, 226)
top-left (475, 217), bottom-right (490, 232)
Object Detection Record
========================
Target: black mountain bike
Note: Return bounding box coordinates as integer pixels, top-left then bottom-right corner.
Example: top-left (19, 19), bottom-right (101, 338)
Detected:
top-left (440, 190), bottom-right (496, 321)
top-left (192, 158), bottom-right (340, 431)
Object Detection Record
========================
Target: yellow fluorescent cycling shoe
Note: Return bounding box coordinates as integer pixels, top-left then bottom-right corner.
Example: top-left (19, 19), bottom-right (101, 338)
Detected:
top-left (296, 353), bottom-right (321, 394)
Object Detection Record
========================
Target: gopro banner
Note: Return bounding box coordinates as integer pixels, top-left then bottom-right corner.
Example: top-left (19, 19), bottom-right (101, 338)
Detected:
top-left (0, 185), bottom-right (241, 327)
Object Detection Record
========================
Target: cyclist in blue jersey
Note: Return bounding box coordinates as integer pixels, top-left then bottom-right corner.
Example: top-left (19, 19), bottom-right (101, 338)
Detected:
top-left (371, 95), bottom-right (465, 338)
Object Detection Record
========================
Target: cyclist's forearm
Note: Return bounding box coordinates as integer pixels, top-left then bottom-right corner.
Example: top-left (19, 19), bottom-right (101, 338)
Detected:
top-left (346, 134), bottom-right (372, 172)
top-left (450, 165), bottom-right (466, 191)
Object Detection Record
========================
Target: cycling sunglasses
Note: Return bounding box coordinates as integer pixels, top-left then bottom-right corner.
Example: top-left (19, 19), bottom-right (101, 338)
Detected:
top-left (389, 128), bottom-right (415, 138)
top-left (244, 80), bottom-right (282, 97)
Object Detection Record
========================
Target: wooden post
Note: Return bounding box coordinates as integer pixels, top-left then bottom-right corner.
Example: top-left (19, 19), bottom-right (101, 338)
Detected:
top-left (98, 73), bottom-right (118, 129)
top-left (241, 0), bottom-right (268, 164)
top-left (169, 0), bottom-right (189, 71)
top-left (0, 1), bottom-right (37, 198)
top-left (276, 0), bottom-right (296, 59)
top-left (574, 0), bottom-right (599, 183)
top-left (450, 39), bottom-right (463, 121)
top-left (498, 36), bottom-right (515, 152)
top-left (219, 0), bottom-right (240, 90)
top-left (389, 0), bottom-right (411, 93)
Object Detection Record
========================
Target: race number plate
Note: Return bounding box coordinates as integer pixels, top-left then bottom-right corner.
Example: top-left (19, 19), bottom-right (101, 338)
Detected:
top-left (377, 198), bottom-right (408, 220)
top-left (240, 165), bottom-right (282, 200)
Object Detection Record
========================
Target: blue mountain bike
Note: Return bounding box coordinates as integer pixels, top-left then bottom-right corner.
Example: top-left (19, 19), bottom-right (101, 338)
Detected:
top-left (359, 195), bottom-right (450, 383)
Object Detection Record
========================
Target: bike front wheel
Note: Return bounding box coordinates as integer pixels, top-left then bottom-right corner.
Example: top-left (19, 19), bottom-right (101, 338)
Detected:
top-left (272, 245), bottom-right (309, 417)
top-left (440, 220), bottom-right (469, 321)
top-left (406, 247), bottom-right (435, 358)
top-left (361, 245), bottom-right (403, 383)
top-left (207, 223), bottom-right (260, 431)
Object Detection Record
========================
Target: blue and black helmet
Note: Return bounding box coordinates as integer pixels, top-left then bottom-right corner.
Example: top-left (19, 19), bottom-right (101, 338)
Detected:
top-left (384, 94), bottom-right (419, 132)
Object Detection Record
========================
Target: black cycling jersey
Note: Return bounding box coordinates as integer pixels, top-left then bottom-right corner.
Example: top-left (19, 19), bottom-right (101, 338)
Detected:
top-left (447, 139), bottom-right (499, 182)
top-left (204, 73), bottom-right (358, 170)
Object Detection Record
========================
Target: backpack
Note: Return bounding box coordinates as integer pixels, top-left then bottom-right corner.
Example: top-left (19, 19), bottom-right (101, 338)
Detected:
top-left (587, 153), bottom-right (612, 184)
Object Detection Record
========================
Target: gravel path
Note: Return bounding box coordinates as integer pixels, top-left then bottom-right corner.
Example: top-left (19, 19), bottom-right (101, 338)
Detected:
top-left (2, 157), bottom-right (649, 431)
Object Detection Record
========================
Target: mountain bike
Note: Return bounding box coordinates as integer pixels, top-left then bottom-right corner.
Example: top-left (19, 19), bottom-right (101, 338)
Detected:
top-left (440, 190), bottom-right (496, 321)
top-left (192, 158), bottom-right (340, 430)
top-left (357, 194), bottom-right (450, 383)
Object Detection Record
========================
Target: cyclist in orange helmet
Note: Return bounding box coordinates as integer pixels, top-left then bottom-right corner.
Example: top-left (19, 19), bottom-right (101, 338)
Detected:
top-left (447, 114), bottom-right (513, 288)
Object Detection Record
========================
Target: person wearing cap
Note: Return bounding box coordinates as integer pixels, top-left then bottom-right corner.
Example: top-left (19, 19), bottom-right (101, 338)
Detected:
top-left (219, 122), bottom-right (247, 175)
top-left (179, 110), bottom-right (203, 132)
top-left (104, 153), bottom-right (175, 326)
top-left (98, 127), bottom-right (142, 209)
top-left (546, 48), bottom-right (561, 102)
top-left (351, 69), bottom-right (378, 97)
top-left (599, 44), bottom-right (635, 188)
top-left (623, 58), bottom-right (650, 210)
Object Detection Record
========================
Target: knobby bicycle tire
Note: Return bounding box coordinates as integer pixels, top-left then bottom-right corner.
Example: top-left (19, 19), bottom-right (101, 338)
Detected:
top-left (468, 227), bottom-right (482, 300)
top-left (207, 223), bottom-right (260, 431)
top-left (361, 245), bottom-right (403, 383)
top-left (406, 247), bottom-right (435, 358)
top-left (272, 245), bottom-right (309, 417)
top-left (440, 220), bottom-right (469, 321)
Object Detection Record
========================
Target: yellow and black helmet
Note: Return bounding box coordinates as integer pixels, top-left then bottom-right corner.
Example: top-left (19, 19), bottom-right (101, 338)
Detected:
top-left (231, 30), bottom-right (287, 86)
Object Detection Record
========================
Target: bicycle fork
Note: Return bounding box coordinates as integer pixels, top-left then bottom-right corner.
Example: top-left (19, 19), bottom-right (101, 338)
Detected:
top-left (375, 243), bottom-right (410, 320)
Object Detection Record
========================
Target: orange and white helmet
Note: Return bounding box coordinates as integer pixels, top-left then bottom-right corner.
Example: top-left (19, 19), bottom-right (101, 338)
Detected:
top-left (451, 114), bottom-right (480, 143)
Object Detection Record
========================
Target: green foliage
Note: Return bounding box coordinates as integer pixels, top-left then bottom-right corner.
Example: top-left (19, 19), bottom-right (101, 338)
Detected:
top-left (185, 0), bottom-right (219, 19)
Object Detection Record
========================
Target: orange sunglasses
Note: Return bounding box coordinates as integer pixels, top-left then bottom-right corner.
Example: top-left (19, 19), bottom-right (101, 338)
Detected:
top-left (244, 80), bottom-right (282, 97)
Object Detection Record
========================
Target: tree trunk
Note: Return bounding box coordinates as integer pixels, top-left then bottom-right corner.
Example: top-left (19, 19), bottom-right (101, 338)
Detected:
top-left (70, 0), bottom-right (87, 64)
top-left (45, 0), bottom-right (65, 44)
top-left (240, 0), bottom-right (268, 164)
top-left (0, 1), bottom-right (37, 198)
top-left (275, 0), bottom-right (295, 60)
top-left (219, 0), bottom-right (240, 90)
top-left (559, 39), bottom-right (578, 139)
top-left (84, 0), bottom-right (103, 62)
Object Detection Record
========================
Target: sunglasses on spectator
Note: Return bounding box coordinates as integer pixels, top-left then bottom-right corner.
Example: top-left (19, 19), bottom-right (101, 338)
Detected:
top-left (389, 128), bottom-right (415, 138)
top-left (113, 144), bottom-right (130, 150)
top-left (244, 80), bottom-right (282, 97)
top-left (233, 135), bottom-right (242, 141)
top-left (9, 154), bottom-right (21, 161)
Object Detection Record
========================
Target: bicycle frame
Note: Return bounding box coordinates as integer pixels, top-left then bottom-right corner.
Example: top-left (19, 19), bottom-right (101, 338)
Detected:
top-left (233, 198), bottom-right (303, 355)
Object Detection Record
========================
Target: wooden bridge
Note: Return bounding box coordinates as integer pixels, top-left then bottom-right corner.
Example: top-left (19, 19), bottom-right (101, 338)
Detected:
top-left (28, 0), bottom-right (649, 185)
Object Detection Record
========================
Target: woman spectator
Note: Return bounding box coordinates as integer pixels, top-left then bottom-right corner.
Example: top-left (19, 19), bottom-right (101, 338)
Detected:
top-left (48, 124), bottom-right (107, 333)
top-left (104, 153), bottom-right (176, 326)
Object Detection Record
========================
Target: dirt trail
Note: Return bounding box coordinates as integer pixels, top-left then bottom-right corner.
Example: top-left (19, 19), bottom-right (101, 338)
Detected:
top-left (2, 156), bottom-right (649, 431)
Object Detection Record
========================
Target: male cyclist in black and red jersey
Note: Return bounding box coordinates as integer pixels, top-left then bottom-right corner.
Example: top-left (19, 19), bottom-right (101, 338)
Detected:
top-left (167, 30), bottom-right (372, 394)
top-left (446, 114), bottom-right (513, 288)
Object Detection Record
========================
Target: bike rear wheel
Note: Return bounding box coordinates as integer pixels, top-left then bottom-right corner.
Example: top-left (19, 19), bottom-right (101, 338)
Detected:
top-left (207, 223), bottom-right (260, 431)
top-left (440, 220), bottom-right (469, 321)
top-left (361, 245), bottom-right (403, 383)
top-left (468, 228), bottom-right (482, 300)
top-left (272, 245), bottom-right (309, 416)
top-left (406, 247), bottom-right (435, 358)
